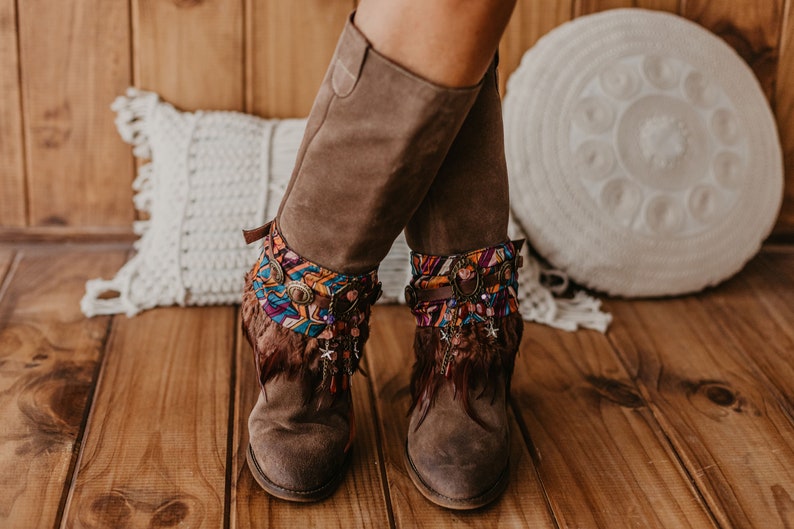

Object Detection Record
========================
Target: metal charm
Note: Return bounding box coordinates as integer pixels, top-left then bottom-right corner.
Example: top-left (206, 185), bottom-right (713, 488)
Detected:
top-left (285, 280), bottom-right (314, 305)
top-left (449, 257), bottom-right (483, 302)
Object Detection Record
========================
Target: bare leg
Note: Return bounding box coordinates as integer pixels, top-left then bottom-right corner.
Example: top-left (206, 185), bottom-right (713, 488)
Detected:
top-left (355, 0), bottom-right (517, 87)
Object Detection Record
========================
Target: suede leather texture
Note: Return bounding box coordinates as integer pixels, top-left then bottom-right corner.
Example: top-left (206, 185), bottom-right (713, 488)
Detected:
top-left (405, 59), bottom-right (510, 256)
top-left (248, 378), bottom-right (351, 494)
top-left (406, 375), bottom-right (509, 502)
top-left (278, 14), bottom-right (481, 274)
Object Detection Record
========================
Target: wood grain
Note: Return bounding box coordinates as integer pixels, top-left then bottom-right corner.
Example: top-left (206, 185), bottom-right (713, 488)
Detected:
top-left (62, 306), bottom-right (235, 529)
top-left (246, 0), bottom-right (352, 118)
top-left (133, 0), bottom-right (244, 111)
top-left (635, 0), bottom-right (679, 11)
top-left (230, 314), bottom-right (391, 529)
top-left (607, 294), bottom-right (794, 529)
top-left (365, 306), bottom-right (557, 529)
top-left (499, 0), bottom-right (573, 96)
top-left (0, 0), bottom-right (26, 227)
top-left (512, 323), bottom-right (716, 528)
top-left (681, 0), bottom-right (784, 100)
top-left (699, 252), bottom-right (794, 410)
top-left (574, 0), bottom-right (634, 17)
top-left (0, 247), bottom-right (126, 528)
top-left (775, 0), bottom-right (794, 236)
top-left (17, 0), bottom-right (134, 229)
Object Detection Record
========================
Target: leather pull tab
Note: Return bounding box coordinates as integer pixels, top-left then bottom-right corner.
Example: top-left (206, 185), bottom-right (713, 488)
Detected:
top-left (242, 221), bottom-right (272, 244)
top-left (512, 239), bottom-right (526, 268)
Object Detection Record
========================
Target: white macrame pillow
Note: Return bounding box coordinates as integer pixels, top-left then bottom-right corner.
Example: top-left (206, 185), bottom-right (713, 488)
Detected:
top-left (81, 88), bottom-right (610, 332)
top-left (504, 9), bottom-right (783, 297)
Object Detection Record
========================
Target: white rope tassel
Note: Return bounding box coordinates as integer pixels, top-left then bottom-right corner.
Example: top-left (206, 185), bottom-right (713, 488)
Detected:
top-left (509, 215), bottom-right (612, 333)
top-left (111, 88), bottom-right (159, 159)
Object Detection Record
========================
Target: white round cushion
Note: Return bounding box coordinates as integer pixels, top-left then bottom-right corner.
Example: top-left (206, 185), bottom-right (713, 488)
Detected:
top-left (504, 8), bottom-right (784, 297)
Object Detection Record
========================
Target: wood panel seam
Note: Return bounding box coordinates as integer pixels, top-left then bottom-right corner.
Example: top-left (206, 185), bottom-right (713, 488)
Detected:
top-left (11, 0), bottom-right (30, 227)
top-left (359, 355), bottom-right (397, 529)
top-left (224, 307), bottom-right (239, 529)
top-left (54, 312), bottom-right (119, 527)
top-left (508, 398), bottom-right (562, 529)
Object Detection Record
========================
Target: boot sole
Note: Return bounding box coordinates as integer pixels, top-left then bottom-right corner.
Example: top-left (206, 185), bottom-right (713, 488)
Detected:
top-left (246, 443), bottom-right (350, 503)
top-left (403, 442), bottom-right (510, 510)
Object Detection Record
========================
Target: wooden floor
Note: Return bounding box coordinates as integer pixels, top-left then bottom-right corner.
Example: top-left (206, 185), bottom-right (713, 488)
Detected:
top-left (1, 243), bottom-right (793, 529)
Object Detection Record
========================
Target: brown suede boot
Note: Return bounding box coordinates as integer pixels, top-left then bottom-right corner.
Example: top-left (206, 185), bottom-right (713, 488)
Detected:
top-left (241, 13), bottom-right (481, 502)
top-left (403, 242), bottom-right (524, 510)
top-left (403, 59), bottom-right (525, 510)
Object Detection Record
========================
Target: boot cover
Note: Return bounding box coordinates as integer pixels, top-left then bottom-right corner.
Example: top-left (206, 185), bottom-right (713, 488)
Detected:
top-left (241, 221), bottom-right (381, 502)
top-left (403, 240), bottom-right (524, 509)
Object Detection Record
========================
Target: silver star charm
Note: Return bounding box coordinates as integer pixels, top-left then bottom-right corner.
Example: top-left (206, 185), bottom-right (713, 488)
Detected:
top-left (440, 327), bottom-right (451, 344)
top-left (485, 320), bottom-right (499, 339)
top-left (320, 341), bottom-right (335, 361)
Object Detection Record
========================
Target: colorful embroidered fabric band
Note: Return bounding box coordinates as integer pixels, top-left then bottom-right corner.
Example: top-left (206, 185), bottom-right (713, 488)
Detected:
top-left (251, 222), bottom-right (381, 338)
top-left (405, 240), bottom-right (523, 328)
top-left (405, 240), bottom-right (523, 377)
top-left (249, 220), bottom-right (382, 393)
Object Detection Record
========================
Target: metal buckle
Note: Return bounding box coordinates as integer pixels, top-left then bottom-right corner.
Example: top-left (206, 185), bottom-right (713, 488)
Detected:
top-left (285, 281), bottom-right (314, 305)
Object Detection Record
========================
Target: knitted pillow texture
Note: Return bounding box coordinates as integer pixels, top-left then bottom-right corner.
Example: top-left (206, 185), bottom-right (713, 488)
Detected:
top-left (81, 88), bottom-right (611, 332)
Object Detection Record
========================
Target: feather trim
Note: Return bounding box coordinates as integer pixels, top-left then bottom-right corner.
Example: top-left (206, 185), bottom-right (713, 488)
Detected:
top-left (408, 312), bottom-right (523, 429)
top-left (241, 267), bottom-right (370, 401)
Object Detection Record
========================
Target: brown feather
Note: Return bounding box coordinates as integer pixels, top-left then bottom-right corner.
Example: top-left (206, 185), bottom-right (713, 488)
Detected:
top-left (240, 267), bottom-right (370, 402)
top-left (408, 312), bottom-right (523, 429)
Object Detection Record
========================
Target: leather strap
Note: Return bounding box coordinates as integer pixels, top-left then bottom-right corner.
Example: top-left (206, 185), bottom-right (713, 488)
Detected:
top-left (242, 221), bottom-right (272, 245)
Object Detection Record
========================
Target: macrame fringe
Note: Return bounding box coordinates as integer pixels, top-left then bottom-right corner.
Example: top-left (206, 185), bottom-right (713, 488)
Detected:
top-left (509, 215), bottom-right (612, 333)
top-left (81, 261), bottom-right (141, 317)
top-left (81, 88), bottom-right (160, 318)
top-left (111, 87), bottom-right (159, 159)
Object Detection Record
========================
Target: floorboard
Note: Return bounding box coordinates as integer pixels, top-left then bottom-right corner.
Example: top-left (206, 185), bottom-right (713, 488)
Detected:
top-left (700, 252), bottom-right (794, 416)
top-left (607, 286), bottom-right (794, 529)
top-left (0, 246), bottom-right (126, 528)
top-left (511, 324), bottom-right (717, 528)
top-left (1, 243), bottom-right (792, 528)
top-left (230, 314), bottom-right (392, 529)
top-left (61, 306), bottom-right (235, 529)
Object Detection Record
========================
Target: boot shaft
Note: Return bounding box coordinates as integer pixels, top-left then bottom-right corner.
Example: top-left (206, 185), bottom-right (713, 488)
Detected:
top-left (278, 13), bottom-right (482, 274)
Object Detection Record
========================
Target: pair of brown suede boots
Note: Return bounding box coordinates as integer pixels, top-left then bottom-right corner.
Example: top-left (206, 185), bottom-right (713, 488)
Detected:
top-left (241, 13), bottom-right (524, 511)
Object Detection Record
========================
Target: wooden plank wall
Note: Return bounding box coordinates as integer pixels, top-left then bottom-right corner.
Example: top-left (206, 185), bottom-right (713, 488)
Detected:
top-left (1, 0), bottom-right (793, 240)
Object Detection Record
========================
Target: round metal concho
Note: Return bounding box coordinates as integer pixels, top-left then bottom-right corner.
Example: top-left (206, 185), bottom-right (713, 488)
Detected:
top-left (449, 257), bottom-right (483, 302)
top-left (498, 260), bottom-right (515, 285)
top-left (285, 281), bottom-right (314, 305)
top-left (267, 256), bottom-right (285, 285)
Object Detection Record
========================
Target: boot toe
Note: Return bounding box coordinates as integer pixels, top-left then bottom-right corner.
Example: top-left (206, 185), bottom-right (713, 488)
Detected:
top-left (247, 383), bottom-right (351, 501)
top-left (248, 426), bottom-right (349, 497)
top-left (405, 399), bottom-right (510, 508)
